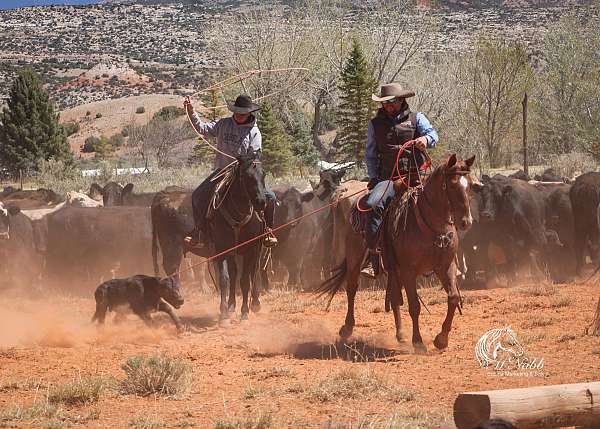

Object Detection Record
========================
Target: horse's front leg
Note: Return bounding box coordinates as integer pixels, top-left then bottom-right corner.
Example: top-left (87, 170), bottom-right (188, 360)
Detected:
top-left (227, 256), bottom-right (238, 313)
top-left (215, 259), bottom-right (230, 322)
top-left (239, 253), bottom-right (257, 321)
top-left (403, 272), bottom-right (426, 353)
top-left (387, 267), bottom-right (403, 343)
top-left (250, 258), bottom-right (262, 314)
top-left (339, 250), bottom-right (362, 340)
top-left (434, 258), bottom-right (460, 350)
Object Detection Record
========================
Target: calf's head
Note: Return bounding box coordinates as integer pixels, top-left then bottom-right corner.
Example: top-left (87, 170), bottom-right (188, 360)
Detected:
top-left (275, 187), bottom-right (314, 228)
top-left (159, 277), bottom-right (184, 309)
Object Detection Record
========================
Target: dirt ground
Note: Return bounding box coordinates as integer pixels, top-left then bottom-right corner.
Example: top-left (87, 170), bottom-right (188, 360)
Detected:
top-left (0, 279), bottom-right (599, 429)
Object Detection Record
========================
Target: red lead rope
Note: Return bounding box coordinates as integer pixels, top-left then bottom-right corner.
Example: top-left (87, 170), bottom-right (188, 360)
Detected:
top-left (356, 140), bottom-right (431, 213)
top-left (172, 187), bottom-right (367, 277)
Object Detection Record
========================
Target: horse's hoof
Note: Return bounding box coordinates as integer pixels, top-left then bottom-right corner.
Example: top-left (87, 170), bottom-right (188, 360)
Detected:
top-left (433, 333), bottom-right (448, 350)
top-left (228, 304), bottom-right (236, 313)
top-left (395, 331), bottom-right (404, 343)
top-left (413, 342), bottom-right (427, 354)
top-left (241, 313), bottom-right (249, 322)
top-left (339, 324), bottom-right (353, 339)
top-left (250, 303), bottom-right (261, 313)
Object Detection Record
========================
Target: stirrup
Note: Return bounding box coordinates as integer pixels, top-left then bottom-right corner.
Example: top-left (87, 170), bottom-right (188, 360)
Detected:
top-left (263, 228), bottom-right (278, 248)
top-left (360, 250), bottom-right (380, 279)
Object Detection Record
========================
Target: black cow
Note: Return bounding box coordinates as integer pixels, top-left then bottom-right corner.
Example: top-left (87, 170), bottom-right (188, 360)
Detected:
top-left (271, 168), bottom-right (347, 289)
top-left (569, 172), bottom-right (600, 274)
top-left (473, 176), bottom-right (553, 282)
top-left (272, 187), bottom-right (316, 287)
top-left (90, 182), bottom-right (156, 207)
top-left (92, 274), bottom-right (184, 331)
top-left (0, 203), bottom-right (46, 289)
top-left (0, 188), bottom-right (62, 210)
top-left (508, 170), bottom-right (530, 181)
top-left (151, 186), bottom-right (198, 278)
top-left (44, 206), bottom-right (155, 290)
top-left (534, 168), bottom-right (571, 184)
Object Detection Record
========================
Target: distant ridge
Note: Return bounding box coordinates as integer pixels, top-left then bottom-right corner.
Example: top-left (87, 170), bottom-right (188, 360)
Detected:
top-left (0, 0), bottom-right (99, 8)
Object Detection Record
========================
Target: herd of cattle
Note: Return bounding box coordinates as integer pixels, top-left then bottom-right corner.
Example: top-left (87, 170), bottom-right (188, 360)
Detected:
top-left (0, 166), bottom-right (599, 301)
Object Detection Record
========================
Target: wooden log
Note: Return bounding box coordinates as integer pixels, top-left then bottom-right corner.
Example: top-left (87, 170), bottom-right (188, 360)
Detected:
top-left (454, 382), bottom-right (600, 429)
top-left (586, 298), bottom-right (600, 336)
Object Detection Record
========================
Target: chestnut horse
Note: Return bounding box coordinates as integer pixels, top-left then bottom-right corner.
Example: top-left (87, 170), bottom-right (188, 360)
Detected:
top-left (319, 154), bottom-right (475, 353)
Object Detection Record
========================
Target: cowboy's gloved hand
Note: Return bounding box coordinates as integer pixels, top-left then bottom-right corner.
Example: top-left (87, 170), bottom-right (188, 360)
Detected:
top-left (183, 96), bottom-right (194, 114)
top-left (414, 137), bottom-right (428, 150)
top-left (367, 178), bottom-right (380, 190)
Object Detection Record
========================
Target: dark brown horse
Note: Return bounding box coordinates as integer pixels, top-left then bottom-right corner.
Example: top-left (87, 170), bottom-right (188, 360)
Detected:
top-left (320, 154), bottom-right (475, 353)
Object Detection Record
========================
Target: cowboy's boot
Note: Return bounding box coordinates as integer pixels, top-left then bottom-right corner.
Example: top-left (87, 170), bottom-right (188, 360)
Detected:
top-left (184, 227), bottom-right (208, 251)
top-left (360, 249), bottom-right (380, 279)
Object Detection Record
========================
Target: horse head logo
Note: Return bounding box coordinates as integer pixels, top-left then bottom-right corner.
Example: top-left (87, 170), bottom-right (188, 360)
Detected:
top-left (475, 327), bottom-right (525, 368)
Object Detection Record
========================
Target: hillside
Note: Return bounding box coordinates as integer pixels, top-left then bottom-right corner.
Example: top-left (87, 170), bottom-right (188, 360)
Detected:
top-left (59, 93), bottom-right (183, 156)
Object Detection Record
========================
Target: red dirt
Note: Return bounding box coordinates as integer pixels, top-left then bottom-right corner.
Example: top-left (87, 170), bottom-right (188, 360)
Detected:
top-left (0, 281), bottom-right (599, 428)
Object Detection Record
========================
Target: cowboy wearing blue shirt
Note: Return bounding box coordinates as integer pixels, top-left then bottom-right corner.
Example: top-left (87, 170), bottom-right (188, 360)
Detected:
top-left (361, 83), bottom-right (439, 277)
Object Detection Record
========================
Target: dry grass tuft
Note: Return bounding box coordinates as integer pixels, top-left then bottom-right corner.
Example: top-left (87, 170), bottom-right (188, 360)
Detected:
top-left (121, 354), bottom-right (192, 398)
top-left (213, 411), bottom-right (273, 429)
top-left (516, 284), bottom-right (557, 297)
top-left (129, 413), bottom-right (165, 429)
top-left (48, 376), bottom-right (111, 406)
top-left (556, 334), bottom-right (577, 343)
top-left (550, 296), bottom-right (573, 308)
top-left (520, 332), bottom-right (547, 345)
top-left (0, 401), bottom-right (59, 423)
top-left (307, 368), bottom-right (415, 403)
top-left (521, 316), bottom-right (554, 328)
top-left (326, 409), bottom-right (449, 429)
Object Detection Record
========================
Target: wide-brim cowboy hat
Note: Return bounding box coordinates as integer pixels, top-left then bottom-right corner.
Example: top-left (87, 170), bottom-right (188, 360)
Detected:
top-left (227, 94), bottom-right (261, 114)
top-left (372, 83), bottom-right (415, 102)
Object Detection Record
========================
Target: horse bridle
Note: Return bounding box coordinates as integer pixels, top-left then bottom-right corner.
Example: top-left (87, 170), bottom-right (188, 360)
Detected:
top-left (416, 167), bottom-right (472, 246)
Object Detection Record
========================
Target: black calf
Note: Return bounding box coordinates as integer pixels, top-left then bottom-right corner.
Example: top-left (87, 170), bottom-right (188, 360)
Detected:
top-left (92, 275), bottom-right (184, 331)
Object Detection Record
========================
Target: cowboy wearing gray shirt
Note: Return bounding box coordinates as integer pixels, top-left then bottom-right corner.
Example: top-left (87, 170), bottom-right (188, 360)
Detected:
top-left (183, 94), bottom-right (277, 249)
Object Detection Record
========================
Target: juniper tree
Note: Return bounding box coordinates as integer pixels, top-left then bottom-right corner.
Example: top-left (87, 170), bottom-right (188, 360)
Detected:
top-left (0, 68), bottom-right (73, 175)
top-left (337, 38), bottom-right (378, 166)
top-left (258, 102), bottom-right (295, 177)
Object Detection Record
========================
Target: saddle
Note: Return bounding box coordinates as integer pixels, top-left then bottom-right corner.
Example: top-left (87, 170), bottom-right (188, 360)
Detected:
top-left (350, 171), bottom-right (425, 238)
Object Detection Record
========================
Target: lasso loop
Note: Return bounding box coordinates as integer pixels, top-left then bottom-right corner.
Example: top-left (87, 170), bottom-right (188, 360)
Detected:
top-left (186, 67), bottom-right (311, 159)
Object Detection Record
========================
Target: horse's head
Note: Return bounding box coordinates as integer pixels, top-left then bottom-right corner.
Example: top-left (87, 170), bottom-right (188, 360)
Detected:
top-left (236, 151), bottom-right (267, 212)
top-left (495, 327), bottom-right (525, 359)
top-left (444, 154), bottom-right (476, 231)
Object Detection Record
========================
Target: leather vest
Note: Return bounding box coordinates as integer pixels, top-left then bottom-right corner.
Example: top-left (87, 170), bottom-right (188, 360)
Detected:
top-left (371, 108), bottom-right (424, 180)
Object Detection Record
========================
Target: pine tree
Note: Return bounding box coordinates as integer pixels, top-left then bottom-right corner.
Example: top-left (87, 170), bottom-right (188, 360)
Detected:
top-left (258, 102), bottom-right (296, 177)
top-left (292, 119), bottom-right (320, 170)
top-left (0, 68), bottom-right (73, 175)
top-left (337, 38), bottom-right (378, 166)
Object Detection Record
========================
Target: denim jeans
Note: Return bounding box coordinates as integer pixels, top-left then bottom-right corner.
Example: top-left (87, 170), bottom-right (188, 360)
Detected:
top-left (364, 180), bottom-right (396, 249)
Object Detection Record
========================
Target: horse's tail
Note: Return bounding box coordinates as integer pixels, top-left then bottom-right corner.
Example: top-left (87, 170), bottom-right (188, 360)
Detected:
top-left (315, 260), bottom-right (347, 311)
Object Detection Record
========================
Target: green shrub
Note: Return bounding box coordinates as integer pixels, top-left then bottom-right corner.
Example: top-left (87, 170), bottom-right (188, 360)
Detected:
top-left (136, 106), bottom-right (146, 114)
top-left (153, 105), bottom-right (185, 122)
top-left (95, 112), bottom-right (102, 119)
top-left (62, 121), bottom-right (80, 137)
top-left (83, 136), bottom-right (101, 153)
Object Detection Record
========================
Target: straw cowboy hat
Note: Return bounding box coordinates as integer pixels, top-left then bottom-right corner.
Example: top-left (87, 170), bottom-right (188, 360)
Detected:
top-left (227, 94), bottom-right (261, 114)
top-left (371, 83), bottom-right (416, 102)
